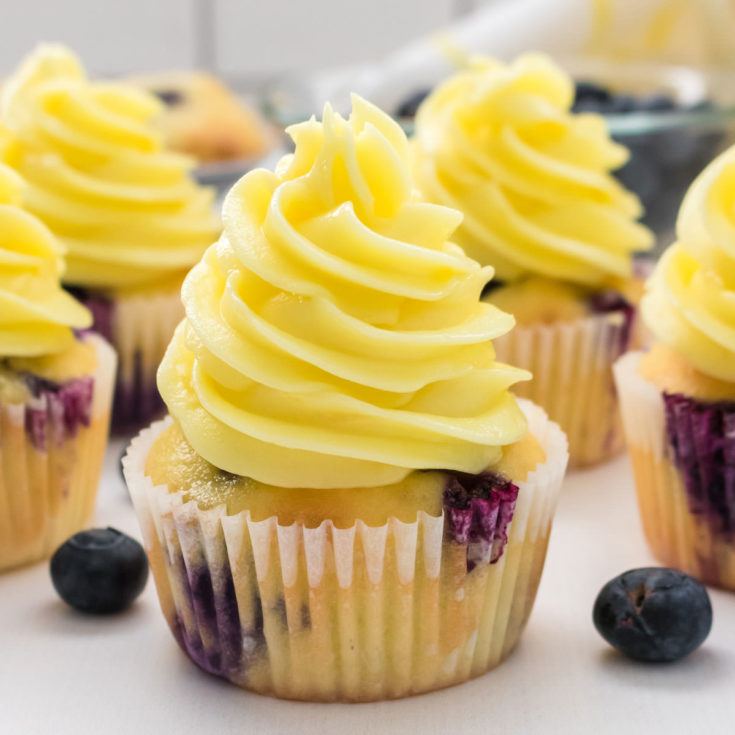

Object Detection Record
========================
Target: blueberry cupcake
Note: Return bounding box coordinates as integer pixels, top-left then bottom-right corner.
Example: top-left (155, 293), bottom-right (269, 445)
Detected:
top-left (0, 161), bottom-right (116, 572)
top-left (413, 54), bottom-right (653, 467)
top-left (127, 70), bottom-right (275, 164)
top-left (615, 144), bottom-right (735, 590)
top-left (1, 45), bottom-right (220, 433)
top-left (123, 96), bottom-right (569, 701)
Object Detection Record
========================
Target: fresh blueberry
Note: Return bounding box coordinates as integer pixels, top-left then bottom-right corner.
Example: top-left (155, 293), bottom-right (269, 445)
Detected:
top-left (50, 528), bottom-right (149, 614)
top-left (607, 94), bottom-right (637, 114)
top-left (573, 80), bottom-right (611, 108)
top-left (572, 98), bottom-right (609, 114)
top-left (593, 568), bottom-right (712, 663)
top-left (637, 93), bottom-right (676, 112)
top-left (395, 89), bottom-right (431, 119)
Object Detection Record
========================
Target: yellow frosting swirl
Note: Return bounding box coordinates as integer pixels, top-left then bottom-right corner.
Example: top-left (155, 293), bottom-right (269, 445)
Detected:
top-left (1, 44), bottom-right (220, 290)
top-left (158, 95), bottom-right (530, 489)
top-left (413, 54), bottom-right (653, 285)
top-left (642, 145), bottom-right (735, 383)
top-left (0, 160), bottom-right (91, 357)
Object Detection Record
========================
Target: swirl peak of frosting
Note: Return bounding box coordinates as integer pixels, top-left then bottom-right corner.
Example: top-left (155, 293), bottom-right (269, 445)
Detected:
top-left (413, 54), bottom-right (653, 286)
top-left (0, 159), bottom-right (91, 357)
top-left (158, 95), bottom-right (530, 489)
top-left (1, 44), bottom-right (220, 290)
top-left (643, 144), bottom-right (735, 382)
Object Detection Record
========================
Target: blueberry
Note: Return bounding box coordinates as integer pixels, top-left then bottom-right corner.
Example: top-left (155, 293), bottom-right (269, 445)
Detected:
top-left (572, 98), bottom-right (609, 114)
top-left (573, 81), bottom-right (611, 108)
top-left (395, 88), bottom-right (431, 119)
top-left (607, 94), bottom-right (637, 114)
top-left (636, 93), bottom-right (675, 112)
top-left (50, 528), bottom-right (149, 614)
top-left (593, 568), bottom-right (712, 662)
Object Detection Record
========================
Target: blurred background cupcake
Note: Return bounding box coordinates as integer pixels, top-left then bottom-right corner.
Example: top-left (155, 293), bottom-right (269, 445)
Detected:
top-left (615, 143), bottom-right (735, 590)
top-left (412, 54), bottom-right (653, 468)
top-left (0, 44), bottom-right (220, 434)
top-left (124, 97), bottom-right (568, 701)
top-left (127, 70), bottom-right (275, 164)
top-left (0, 160), bottom-right (115, 572)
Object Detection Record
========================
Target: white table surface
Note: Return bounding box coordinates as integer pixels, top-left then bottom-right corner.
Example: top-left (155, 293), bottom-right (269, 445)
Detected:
top-left (2, 439), bottom-right (734, 735)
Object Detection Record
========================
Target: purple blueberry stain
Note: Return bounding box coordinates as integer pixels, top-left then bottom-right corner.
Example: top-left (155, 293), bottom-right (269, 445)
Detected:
top-left (300, 603), bottom-right (311, 631)
top-left (588, 289), bottom-right (635, 353)
top-left (111, 356), bottom-right (166, 435)
top-left (69, 287), bottom-right (115, 343)
top-left (71, 287), bottom-right (166, 433)
top-left (442, 471), bottom-right (519, 571)
top-left (185, 558), bottom-right (243, 677)
top-left (22, 374), bottom-right (95, 451)
top-left (663, 392), bottom-right (735, 537)
top-left (170, 548), bottom-right (266, 682)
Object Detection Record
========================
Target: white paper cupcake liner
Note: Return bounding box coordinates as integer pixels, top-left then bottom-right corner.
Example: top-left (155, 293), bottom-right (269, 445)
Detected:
top-left (123, 399), bottom-right (568, 701)
top-left (614, 351), bottom-right (735, 590)
top-left (0, 334), bottom-right (116, 571)
top-left (80, 285), bottom-right (183, 433)
top-left (493, 310), bottom-right (631, 468)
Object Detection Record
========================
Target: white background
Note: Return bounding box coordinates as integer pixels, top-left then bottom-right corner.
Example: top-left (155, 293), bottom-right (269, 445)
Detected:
top-left (0, 1), bottom-right (489, 82)
top-left (1, 441), bottom-right (733, 735)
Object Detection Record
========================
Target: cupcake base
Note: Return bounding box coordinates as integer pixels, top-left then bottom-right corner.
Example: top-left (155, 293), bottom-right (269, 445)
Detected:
top-left (615, 351), bottom-right (735, 590)
top-left (0, 334), bottom-right (116, 572)
top-left (123, 401), bottom-right (568, 702)
top-left (74, 285), bottom-right (183, 435)
top-left (493, 309), bottom-right (632, 469)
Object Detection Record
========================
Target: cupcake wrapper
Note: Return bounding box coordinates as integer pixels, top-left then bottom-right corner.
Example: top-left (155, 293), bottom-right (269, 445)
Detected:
top-left (614, 352), bottom-right (735, 590)
top-left (77, 286), bottom-right (183, 434)
top-left (0, 334), bottom-right (116, 571)
top-left (123, 400), bottom-right (568, 701)
top-left (492, 309), bottom-right (632, 468)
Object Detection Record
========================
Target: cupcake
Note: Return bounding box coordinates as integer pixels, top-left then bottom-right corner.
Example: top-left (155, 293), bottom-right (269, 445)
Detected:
top-left (614, 144), bottom-right (735, 590)
top-left (413, 54), bottom-right (653, 467)
top-left (1, 44), bottom-right (220, 433)
top-left (0, 160), bottom-right (115, 572)
top-left (127, 70), bottom-right (275, 164)
top-left (123, 95), bottom-right (569, 701)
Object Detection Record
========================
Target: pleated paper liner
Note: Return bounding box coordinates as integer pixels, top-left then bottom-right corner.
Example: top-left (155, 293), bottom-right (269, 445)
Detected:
top-left (615, 352), bottom-right (735, 590)
top-left (493, 309), bottom-right (632, 469)
top-left (123, 400), bottom-right (568, 702)
top-left (0, 334), bottom-right (116, 571)
top-left (76, 284), bottom-right (183, 434)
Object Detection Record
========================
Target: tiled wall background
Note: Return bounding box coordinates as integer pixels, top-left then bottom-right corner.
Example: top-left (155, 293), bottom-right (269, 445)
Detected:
top-left (2, 0), bottom-right (487, 85)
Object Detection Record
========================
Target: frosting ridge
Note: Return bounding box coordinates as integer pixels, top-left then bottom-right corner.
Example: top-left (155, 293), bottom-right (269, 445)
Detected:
top-left (643, 145), bottom-right (735, 382)
top-left (0, 161), bottom-right (91, 356)
top-left (158, 95), bottom-right (530, 488)
top-left (413, 54), bottom-right (653, 285)
top-left (1, 44), bottom-right (220, 290)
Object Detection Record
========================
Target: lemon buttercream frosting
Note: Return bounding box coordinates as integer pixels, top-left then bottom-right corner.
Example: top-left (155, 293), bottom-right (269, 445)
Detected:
top-left (413, 54), bottom-right (653, 286)
top-left (642, 145), bottom-right (735, 383)
top-left (0, 160), bottom-right (90, 357)
top-left (158, 95), bottom-right (531, 489)
top-left (1, 44), bottom-right (220, 290)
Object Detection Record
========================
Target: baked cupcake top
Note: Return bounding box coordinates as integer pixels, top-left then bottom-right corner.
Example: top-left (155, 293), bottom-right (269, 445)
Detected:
top-left (413, 54), bottom-right (652, 286)
top-left (0, 158), bottom-right (90, 357)
top-left (642, 144), bottom-right (735, 383)
top-left (158, 95), bottom-right (531, 489)
top-left (1, 44), bottom-right (220, 291)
